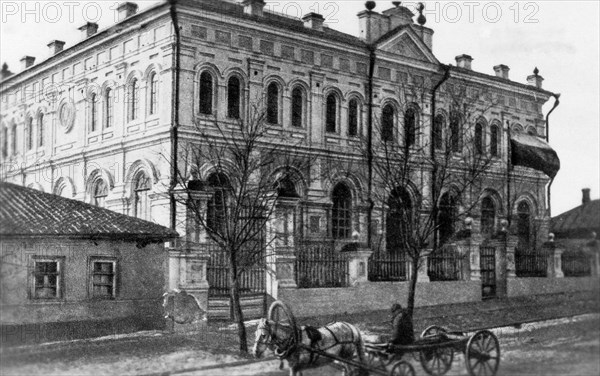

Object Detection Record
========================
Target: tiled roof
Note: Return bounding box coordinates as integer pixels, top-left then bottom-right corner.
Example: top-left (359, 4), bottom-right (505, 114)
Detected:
top-left (0, 183), bottom-right (178, 242)
top-left (551, 199), bottom-right (600, 239)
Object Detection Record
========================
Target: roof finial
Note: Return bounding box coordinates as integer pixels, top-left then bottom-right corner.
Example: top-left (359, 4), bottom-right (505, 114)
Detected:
top-left (365, 1), bottom-right (376, 11)
top-left (417, 3), bottom-right (426, 25)
top-left (533, 67), bottom-right (539, 76)
top-left (392, 1), bottom-right (401, 7)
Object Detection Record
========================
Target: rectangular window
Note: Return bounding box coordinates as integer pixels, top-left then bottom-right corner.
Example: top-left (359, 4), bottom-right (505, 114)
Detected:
top-left (63, 67), bottom-right (71, 80)
top-left (310, 216), bottom-right (321, 234)
top-left (91, 259), bottom-right (116, 299)
top-left (84, 57), bottom-right (94, 71)
top-left (281, 45), bottom-right (295, 60)
top-left (379, 67), bottom-right (391, 80)
top-left (216, 31), bottom-right (232, 45)
top-left (260, 40), bottom-right (274, 55)
top-left (396, 71), bottom-right (408, 84)
top-left (238, 35), bottom-right (253, 50)
top-left (154, 25), bottom-right (166, 41)
top-left (321, 54), bottom-right (333, 68)
top-left (301, 49), bottom-right (314, 65)
top-left (124, 39), bottom-right (138, 54)
top-left (97, 51), bottom-right (108, 65)
top-left (31, 258), bottom-right (63, 299)
top-left (356, 62), bottom-right (367, 75)
top-left (110, 46), bottom-right (121, 60)
top-left (339, 58), bottom-right (350, 71)
top-left (191, 25), bottom-right (207, 39)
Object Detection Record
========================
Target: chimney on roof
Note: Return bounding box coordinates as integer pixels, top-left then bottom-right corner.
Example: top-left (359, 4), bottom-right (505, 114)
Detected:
top-left (117, 2), bottom-right (139, 22)
top-left (20, 56), bottom-right (36, 70)
top-left (582, 188), bottom-right (591, 205)
top-left (47, 40), bottom-right (66, 56)
top-left (455, 54), bottom-right (473, 70)
top-left (1, 63), bottom-right (13, 80)
top-left (527, 67), bottom-right (544, 89)
top-left (302, 12), bottom-right (325, 31)
top-left (493, 64), bottom-right (510, 79)
top-left (78, 22), bottom-right (99, 39)
top-left (242, 0), bottom-right (266, 17)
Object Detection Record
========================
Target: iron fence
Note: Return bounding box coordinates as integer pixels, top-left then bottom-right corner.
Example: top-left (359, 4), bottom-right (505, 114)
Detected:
top-left (206, 244), bottom-right (266, 297)
top-left (295, 241), bottom-right (349, 288)
top-left (368, 250), bottom-right (407, 282)
top-left (428, 245), bottom-right (464, 281)
top-left (562, 250), bottom-right (592, 277)
top-left (515, 248), bottom-right (547, 277)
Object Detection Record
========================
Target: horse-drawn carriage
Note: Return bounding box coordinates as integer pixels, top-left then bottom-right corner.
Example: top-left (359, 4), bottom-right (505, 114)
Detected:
top-left (253, 301), bottom-right (500, 376)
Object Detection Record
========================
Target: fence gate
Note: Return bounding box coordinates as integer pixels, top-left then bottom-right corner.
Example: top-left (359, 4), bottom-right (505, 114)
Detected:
top-left (206, 247), bottom-right (266, 321)
top-left (480, 246), bottom-right (496, 299)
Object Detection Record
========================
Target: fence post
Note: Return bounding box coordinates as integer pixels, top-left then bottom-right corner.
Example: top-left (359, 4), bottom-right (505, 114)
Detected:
top-left (346, 245), bottom-right (372, 286)
top-left (177, 246), bottom-right (210, 313)
top-left (275, 246), bottom-right (298, 291)
top-left (543, 234), bottom-right (564, 278)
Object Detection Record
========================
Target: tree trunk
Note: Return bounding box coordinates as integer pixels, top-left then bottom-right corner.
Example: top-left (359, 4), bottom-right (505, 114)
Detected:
top-left (230, 267), bottom-right (248, 352)
top-left (406, 254), bottom-right (420, 320)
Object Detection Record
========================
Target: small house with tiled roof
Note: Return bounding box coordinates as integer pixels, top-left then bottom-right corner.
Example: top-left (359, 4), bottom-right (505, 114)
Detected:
top-left (0, 183), bottom-right (178, 345)
top-left (551, 188), bottom-right (599, 277)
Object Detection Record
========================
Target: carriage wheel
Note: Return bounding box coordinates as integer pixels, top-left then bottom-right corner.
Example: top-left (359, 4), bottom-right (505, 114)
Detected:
top-left (267, 300), bottom-right (298, 344)
top-left (390, 360), bottom-right (416, 376)
top-left (419, 326), bottom-right (454, 376)
top-left (465, 330), bottom-right (500, 376)
top-left (421, 325), bottom-right (447, 339)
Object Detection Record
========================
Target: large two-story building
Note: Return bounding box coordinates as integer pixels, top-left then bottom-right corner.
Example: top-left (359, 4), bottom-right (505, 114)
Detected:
top-left (2, 0), bottom-right (590, 318)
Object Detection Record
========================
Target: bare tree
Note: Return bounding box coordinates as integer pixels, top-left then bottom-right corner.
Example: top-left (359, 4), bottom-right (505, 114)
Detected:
top-left (171, 104), bottom-right (311, 352)
top-left (364, 78), bottom-right (499, 321)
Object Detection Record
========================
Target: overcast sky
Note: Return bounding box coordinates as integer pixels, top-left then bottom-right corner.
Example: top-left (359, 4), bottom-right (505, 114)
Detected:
top-left (1, 0), bottom-right (598, 216)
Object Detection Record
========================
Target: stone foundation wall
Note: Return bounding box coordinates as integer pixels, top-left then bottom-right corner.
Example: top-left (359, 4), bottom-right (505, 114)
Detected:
top-left (279, 281), bottom-right (481, 317)
top-left (507, 276), bottom-right (599, 297)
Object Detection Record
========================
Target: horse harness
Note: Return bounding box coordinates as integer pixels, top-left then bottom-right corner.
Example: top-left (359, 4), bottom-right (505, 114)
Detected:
top-left (273, 322), bottom-right (360, 366)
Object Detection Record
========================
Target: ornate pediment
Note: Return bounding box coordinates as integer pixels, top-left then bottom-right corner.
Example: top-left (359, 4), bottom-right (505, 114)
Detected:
top-left (377, 28), bottom-right (438, 64)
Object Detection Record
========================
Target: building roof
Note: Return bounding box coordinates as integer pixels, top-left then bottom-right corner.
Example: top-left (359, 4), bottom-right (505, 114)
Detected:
top-left (551, 199), bottom-right (600, 239)
top-left (0, 183), bottom-right (178, 242)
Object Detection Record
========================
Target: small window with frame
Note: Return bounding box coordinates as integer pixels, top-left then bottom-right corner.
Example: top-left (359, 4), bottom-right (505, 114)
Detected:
top-left (90, 258), bottom-right (117, 299)
top-left (31, 257), bottom-right (64, 300)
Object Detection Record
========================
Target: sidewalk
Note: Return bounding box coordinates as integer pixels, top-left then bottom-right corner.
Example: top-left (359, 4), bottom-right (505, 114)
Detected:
top-left (1, 290), bottom-right (598, 376)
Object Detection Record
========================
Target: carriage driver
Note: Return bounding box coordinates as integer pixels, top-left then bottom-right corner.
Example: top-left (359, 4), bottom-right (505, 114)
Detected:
top-left (389, 303), bottom-right (415, 346)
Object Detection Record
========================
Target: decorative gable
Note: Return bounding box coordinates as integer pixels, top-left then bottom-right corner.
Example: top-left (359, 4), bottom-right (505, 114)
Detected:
top-left (377, 28), bottom-right (438, 64)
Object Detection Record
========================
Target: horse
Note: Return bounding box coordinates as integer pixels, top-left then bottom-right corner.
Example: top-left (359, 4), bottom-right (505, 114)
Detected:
top-left (252, 318), bottom-right (368, 376)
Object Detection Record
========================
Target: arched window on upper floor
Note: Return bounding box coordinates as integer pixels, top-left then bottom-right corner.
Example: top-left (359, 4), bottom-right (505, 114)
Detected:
top-left (90, 93), bottom-right (99, 132)
top-left (1, 126), bottom-right (7, 158)
top-left (490, 123), bottom-right (500, 157)
top-left (26, 117), bottom-right (33, 151)
top-left (433, 114), bottom-right (445, 150)
top-left (227, 76), bottom-right (241, 119)
top-left (325, 93), bottom-right (337, 133)
top-left (267, 82), bottom-right (279, 124)
top-left (404, 108), bottom-right (417, 147)
top-left (127, 79), bottom-right (139, 122)
top-left (105, 88), bottom-right (114, 129)
top-left (332, 182), bottom-right (352, 239)
top-left (149, 72), bottom-right (159, 116)
top-left (93, 179), bottom-right (109, 208)
top-left (11, 123), bottom-right (17, 155)
top-left (348, 99), bottom-right (359, 137)
top-left (449, 112), bottom-right (461, 153)
top-left (475, 120), bottom-right (484, 155)
top-left (199, 71), bottom-right (213, 115)
top-left (133, 172), bottom-right (151, 220)
top-left (481, 196), bottom-right (496, 237)
top-left (37, 113), bottom-right (44, 147)
top-left (381, 104), bottom-right (394, 142)
top-left (291, 86), bottom-right (304, 128)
